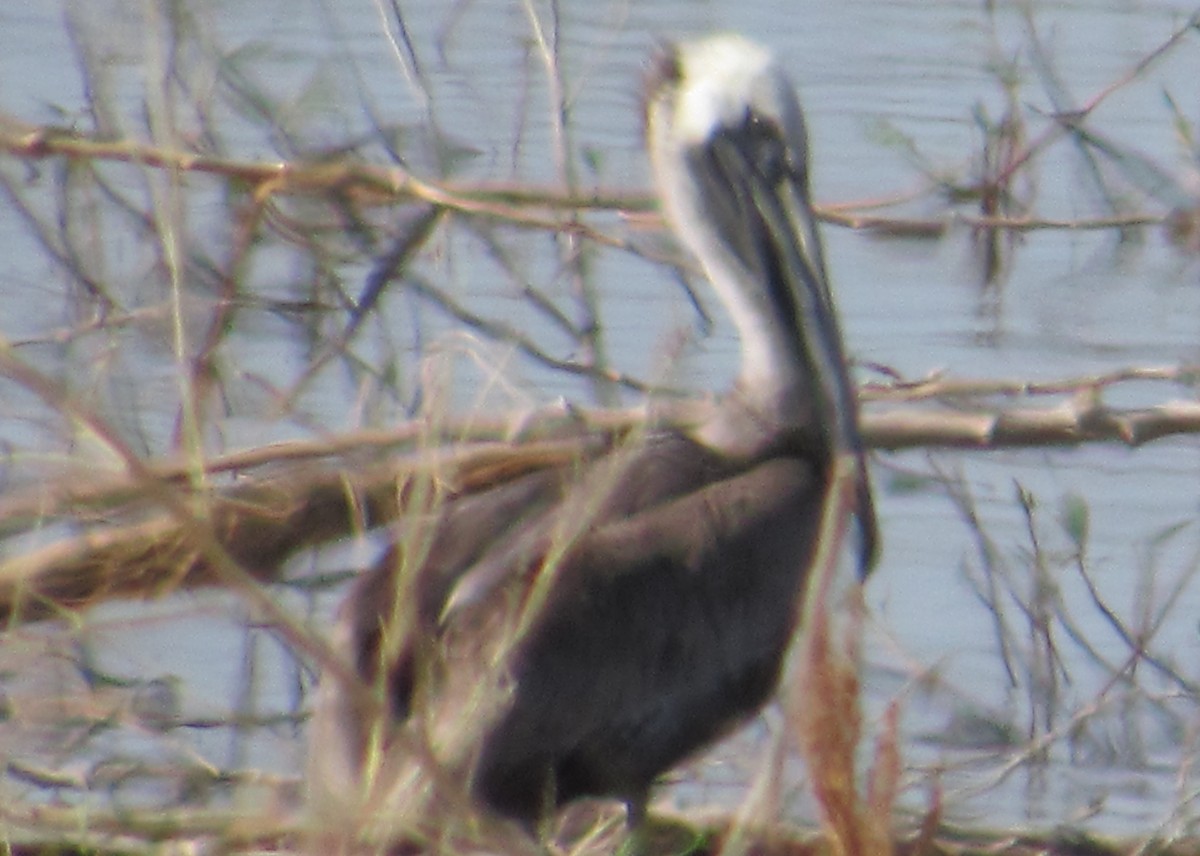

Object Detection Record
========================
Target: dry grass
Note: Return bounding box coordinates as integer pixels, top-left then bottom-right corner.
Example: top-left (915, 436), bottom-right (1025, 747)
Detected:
top-left (0, 1), bottom-right (1199, 854)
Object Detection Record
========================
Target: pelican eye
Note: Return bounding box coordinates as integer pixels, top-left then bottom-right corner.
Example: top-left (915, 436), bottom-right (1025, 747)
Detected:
top-left (740, 113), bottom-right (788, 187)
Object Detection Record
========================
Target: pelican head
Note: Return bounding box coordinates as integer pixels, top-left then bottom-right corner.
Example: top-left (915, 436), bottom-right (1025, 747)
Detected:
top-left (644, 34), bottom-right (878, 572)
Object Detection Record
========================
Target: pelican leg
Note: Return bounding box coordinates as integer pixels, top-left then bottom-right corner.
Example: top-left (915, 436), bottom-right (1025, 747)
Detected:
top-left (619, 793), bottom-right (707, 856)
top-left (624, 789), bottom-right (648, 830)
top-left (617, 804), bottom-right (649, 856)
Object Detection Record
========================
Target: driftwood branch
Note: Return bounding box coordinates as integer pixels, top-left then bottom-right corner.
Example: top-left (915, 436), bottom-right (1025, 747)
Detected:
top-left (860, 363), bottom-right (1198, 402)
top-left (860, 362), bottom-right (1200, 448)
top-left (0, 364), bottom-right (1197, 625)
top-left (863, 398), bottom-right (1200, 449)
top-left (0, 435), bottom-right (612, 625)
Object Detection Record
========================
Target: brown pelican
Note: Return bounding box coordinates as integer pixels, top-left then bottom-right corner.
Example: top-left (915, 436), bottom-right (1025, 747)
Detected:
top-left (307, 33), bottom-right (878, 837)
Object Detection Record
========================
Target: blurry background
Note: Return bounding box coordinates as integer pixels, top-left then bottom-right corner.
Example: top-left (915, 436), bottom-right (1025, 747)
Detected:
top-left (1, 0), bottom-right (1200, 839)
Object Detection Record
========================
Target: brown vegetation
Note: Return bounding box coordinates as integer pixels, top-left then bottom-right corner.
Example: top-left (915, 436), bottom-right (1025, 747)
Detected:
top-left (1, 2), bottom-right (1199, 854)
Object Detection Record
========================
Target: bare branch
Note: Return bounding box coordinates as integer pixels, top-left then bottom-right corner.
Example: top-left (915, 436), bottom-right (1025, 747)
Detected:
top-left (0, 113), bottom-right (1171, 243)
top-left (864, 399), bottom-right (1200, 450)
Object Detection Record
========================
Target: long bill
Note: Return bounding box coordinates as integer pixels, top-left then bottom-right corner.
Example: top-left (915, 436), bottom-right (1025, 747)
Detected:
top-left (688, 122), bottom-right (878, 574)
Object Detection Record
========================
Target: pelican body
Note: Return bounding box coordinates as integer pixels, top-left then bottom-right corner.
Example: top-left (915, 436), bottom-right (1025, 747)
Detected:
top-left (308, 34), bottom-right (877, 832)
